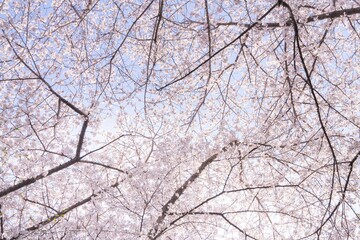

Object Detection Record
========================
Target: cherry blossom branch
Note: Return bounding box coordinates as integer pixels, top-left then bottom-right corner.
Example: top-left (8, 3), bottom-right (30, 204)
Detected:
top-left (0, 130), bottom-right (131, 199)
top-left (147, 152), bottom-right (219, 239)
top-left (10, 180), bottom-right (121, 240)
top-left (302, 150), bottom-right (360, 239)
top-left (220, 214), bottom-right (258, 240)
top-left (158, 5), bottom-right (360, 91)
top-left (0, 119), bottom-right (89, 198)
top-left (9, 153), bottom-right (144, 240)
top-left (214, 6), bottom-right (360, 28)
top-left (10, 157), bottom-right (183, 239)
top-left (80, 134), bottom-right (131, 158)
top-left (185, 0), bottom-right (213, 128)
top-left (342, 150), bottom-right (360, 201)
top-left (143, 0), bottom-right (162, 112)
top-left (279, 2), bottom-right (343, 232)
top-left (0, 77), bottom-right (40, 82)
top-left (2, 30), bottom-right (88, 118)
top-left (152, 184), bottom-right (298, 240)
top-left (0, 204), bottom-right (3, 238)
top-left (147, 140), bottom-right (257, 239)
top-left (23, 198), bottom-right (60, 214)
top-left (153, 0), bottom-right (164, 44)
top-left (157, 2), bottom-right (279, 91)
top-left (169, 209), bottom-right (299, 219)
top-left (78, 160), bottom-right (128, 174)
top-left (100, 0), bottom-right (156, 101)
top-left (147, 139), bottom-right (306, 239)
top-left (10, 153), bottom-right (167, 239)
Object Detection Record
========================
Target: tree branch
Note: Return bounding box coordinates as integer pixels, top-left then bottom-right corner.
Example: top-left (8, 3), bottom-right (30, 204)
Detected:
top-left (215, 6), bottom-right (360, 28)
top-left (0, 119), bottom-right (89, 198)
top-left (157, 2), bottom-right (279, 90)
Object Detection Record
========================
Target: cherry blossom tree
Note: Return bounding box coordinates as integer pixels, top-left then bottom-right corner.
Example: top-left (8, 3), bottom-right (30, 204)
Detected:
top-left (1, 0), bottom-right (360, 239)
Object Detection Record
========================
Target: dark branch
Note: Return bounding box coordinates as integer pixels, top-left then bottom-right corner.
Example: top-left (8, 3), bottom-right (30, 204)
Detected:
top-left (0, 120), bottom-right (89, 198)
top-left (215, 6), bottom-right (360, 28)
top-left (10, 181), bottom-right (120, 239)
top-left (157, 2), bottom-right (279, 91)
